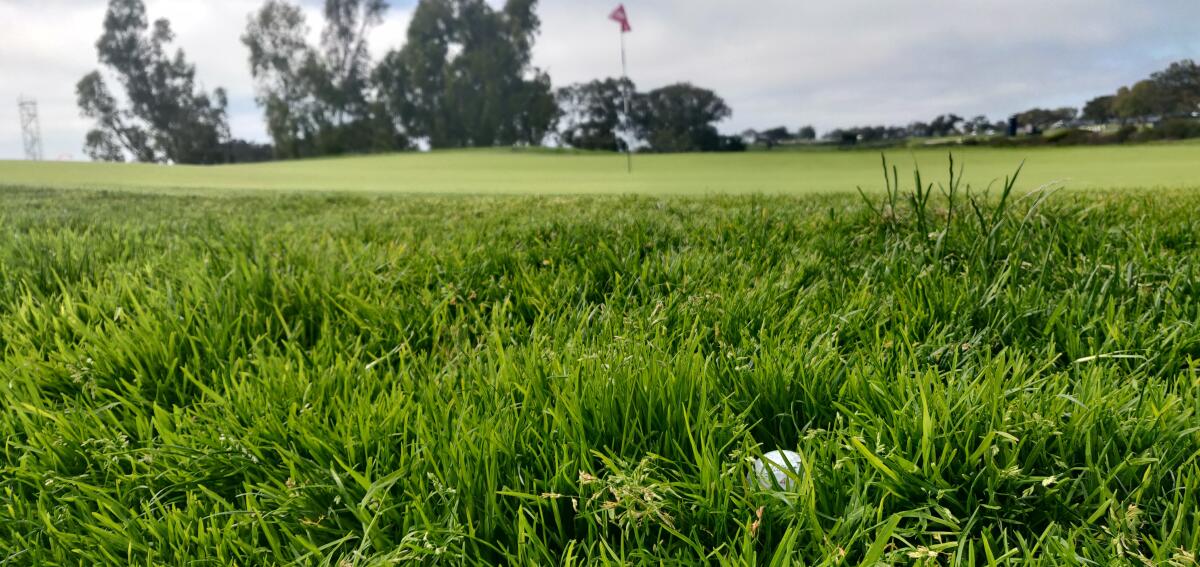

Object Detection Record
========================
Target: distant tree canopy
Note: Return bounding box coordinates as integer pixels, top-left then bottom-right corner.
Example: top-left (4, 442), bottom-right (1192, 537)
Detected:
top-left (373, 0), bottom-right (558, 149)
top-left (556, 78), bottom-right (634, 151)
top-left (77, 0), bottom-right (230, 164)
top-left (1082, 95), bottom-right (1117, 124)
top-left (243, 0), bottom-right (402, 159)
top-left (752, 60), bottom-right (1200, 149)
top-left (79, 1), bottom-right (1200, 162)
top-left (738, 125), bottom-right (814, 148)
top-left (927, 114), bottom-right (964, 137)
top-left (803, 60), bottom-right (1200, 148)
top-left (823, 125), bottom-right (908, 144)
top-left (631, 83), bottom-right (732, 152)
top-left (790, 60), bottom-right (1200, 147)
top-left (824, 116), bottom-right (965, 143)
top-left (757, 126), bottom-right (791, 149)
top-left (1013, 107), bottom-right (1078, 130)
top-left (744, 124), bottom-right (820, 147)
top-left (964, 115), bottom-right (991, 135)
top-left (554, 80), bottom-right (734, 152)
top-left (1098, 60), bottom-right (1200, 123)
top-left (1114, 82), bottom-right (1164, 122)
top-left (243, 0), bottom-right (730, 156)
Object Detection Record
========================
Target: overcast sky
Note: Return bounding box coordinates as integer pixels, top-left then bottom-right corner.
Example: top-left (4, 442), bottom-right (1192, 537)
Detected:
top-left (1, 0), bottom-right (1198, 160)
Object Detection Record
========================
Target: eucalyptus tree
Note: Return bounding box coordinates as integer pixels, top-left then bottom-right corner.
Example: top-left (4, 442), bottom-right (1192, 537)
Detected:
top-left (77, 0), bottom-right (230, 163)
top-left (243, 0), bottom-right (404, 158)
top-left (630, 83), bottom-right (731, 152)
top-left (374, 0), bottom-right (558, 148)
top-left (556, 78), bottom-right (636, 151)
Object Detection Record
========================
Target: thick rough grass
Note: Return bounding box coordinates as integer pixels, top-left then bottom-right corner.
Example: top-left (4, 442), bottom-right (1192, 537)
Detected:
top-left (1, 181), bottom-right (1198, 564)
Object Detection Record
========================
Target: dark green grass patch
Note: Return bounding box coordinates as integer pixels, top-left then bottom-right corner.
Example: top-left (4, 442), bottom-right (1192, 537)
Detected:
top-left (1, 177), bottom-right (1199, 564)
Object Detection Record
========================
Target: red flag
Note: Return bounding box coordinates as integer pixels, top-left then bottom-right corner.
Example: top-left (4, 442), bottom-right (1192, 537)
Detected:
top-left (609, 4), bottom-right (631, 33)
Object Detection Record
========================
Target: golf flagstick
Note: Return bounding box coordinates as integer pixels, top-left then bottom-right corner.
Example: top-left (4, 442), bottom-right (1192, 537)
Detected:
top-left (610, 4), bottom-right (633, 173)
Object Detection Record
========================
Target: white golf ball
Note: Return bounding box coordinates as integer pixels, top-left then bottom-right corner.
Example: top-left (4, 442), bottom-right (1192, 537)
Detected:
top-left (751, 450), bottom-right (804, 490)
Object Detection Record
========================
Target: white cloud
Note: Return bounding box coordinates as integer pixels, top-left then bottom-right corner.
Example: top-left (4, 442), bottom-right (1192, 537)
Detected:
top-left (1, 0), bottom-right (1198, 160)
top-left (533, 0), bottom-right (1200, 133)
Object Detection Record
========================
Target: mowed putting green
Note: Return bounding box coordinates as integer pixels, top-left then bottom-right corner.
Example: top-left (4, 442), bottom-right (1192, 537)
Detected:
top-left (1, 143), bottom-right (1198, 195)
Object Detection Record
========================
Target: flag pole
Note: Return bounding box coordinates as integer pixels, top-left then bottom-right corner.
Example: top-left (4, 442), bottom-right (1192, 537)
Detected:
top-left (620, 27), bottom-right (632, 174)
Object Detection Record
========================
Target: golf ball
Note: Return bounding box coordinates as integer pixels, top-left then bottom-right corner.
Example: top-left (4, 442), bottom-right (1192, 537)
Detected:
top-left (751, 450), bottom-right (804, 490)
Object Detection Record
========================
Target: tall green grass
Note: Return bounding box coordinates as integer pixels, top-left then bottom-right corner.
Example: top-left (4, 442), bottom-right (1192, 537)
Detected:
top-left (1, 164), bottom-right (1198, 564)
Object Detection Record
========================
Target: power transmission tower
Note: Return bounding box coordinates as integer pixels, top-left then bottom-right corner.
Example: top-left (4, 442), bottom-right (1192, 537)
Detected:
top-left (18, 97), bottom-right (44, 161)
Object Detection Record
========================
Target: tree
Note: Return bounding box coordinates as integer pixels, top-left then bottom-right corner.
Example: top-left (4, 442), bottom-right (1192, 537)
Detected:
top-left (823, 125), bottom-right (906, 144)
top-left (907, 121), bottom-right (932, 138)
top-left (630, 83), bottom-right (731, 152)
top-left (320, 0), bottom-right (387, 124)
top-left (243, 1), bottom-right (317, 158)
top-left (1014, 107), bottom-right (1078, 130)
top-left (717, 135), bottom-right (747, 152)
top-left (221, 140), bottom-right (276, 163)
top-left (556, 78), bottom-right (635, 151)
top-left (928, 114), bottom-right (964, 137)
top-left (77, 0), bottom-right (230, 163)
top-left (243, 0), bottom-right (403, 158)
top-left (796, 125), bottom-right (817, 140)
top-left (1082, 95), bottom-right (1116, 124)
top-left (759, 126), bottom-right (791, 149)
top-left (374, 0), bottom-right (558, 148)
top-left (964, 115), bottom-right (991, 135)
top-left (1113, 82), bottom-right (1162, 122)
top-left (1091, 60), bottom-right (1200, 125)
top-left (1149, 60), bottom-right (1200, 116)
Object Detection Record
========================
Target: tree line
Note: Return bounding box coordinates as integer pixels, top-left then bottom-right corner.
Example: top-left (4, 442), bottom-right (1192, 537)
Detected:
top-left (76, 0), bottom-right (1200, 162)
top-left (743, 60), bottom-right (1200, 149)
top-left (77, 0), bottom-right (737, 164)
top-left (1082, 60), bottom-right (1200, 124)
top-left (556, 79), bottom-right (744, 153)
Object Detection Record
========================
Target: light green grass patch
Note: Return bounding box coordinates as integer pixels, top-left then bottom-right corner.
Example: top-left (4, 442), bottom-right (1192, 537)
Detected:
top-left (1, 143), bottom-right (1198, 195)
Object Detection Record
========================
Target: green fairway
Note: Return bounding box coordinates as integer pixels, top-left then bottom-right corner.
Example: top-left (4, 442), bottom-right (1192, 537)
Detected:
top-left (2, 161), bottom-right (1199, 563)
top-left (2, 143), bottom-right (1198, 195)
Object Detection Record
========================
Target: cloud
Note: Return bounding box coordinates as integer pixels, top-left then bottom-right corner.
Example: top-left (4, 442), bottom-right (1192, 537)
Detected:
top-left (533, 0), bottom-right (1200, 133)
top-left (1, 0), bottom-right (1198, 159)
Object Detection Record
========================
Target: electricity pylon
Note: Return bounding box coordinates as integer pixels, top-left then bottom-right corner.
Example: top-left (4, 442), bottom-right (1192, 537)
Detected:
top-left (18, 97), bottom-right (44, 161)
